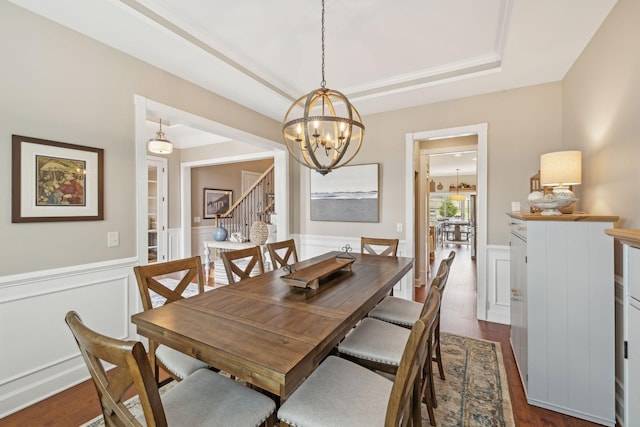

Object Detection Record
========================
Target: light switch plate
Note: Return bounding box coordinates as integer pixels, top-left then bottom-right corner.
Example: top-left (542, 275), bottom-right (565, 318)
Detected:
top-left (107, 231), bottom-right (119, 247)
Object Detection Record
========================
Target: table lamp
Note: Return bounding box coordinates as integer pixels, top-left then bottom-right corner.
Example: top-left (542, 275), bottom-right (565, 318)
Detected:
top-left (540, 150), bottom-right (581, 213)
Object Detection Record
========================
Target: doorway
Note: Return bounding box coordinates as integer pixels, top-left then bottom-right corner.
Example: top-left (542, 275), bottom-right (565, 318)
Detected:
top-left (404, 123), bottom-right (489, 321)
top-left (134, 95), bottom-right (289, 266)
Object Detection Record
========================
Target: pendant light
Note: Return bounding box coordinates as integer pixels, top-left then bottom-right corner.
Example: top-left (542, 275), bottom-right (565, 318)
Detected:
top-left (450, 169), bottom-right (466, 201)
top-left (148, 119), bottom-right (173, 154)
top-left (282, 0), bottom-right (364, 175)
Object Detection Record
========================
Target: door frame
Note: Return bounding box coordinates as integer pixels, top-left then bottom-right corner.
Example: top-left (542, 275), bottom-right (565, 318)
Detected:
top-left (405, 123), bottom-right (488, 320)
top-left (134, 95), bottom-right (288, 266)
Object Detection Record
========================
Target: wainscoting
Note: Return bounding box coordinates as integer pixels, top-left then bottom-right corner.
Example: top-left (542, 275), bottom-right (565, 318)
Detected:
top-left (0, 257), bottom-right (140, 418)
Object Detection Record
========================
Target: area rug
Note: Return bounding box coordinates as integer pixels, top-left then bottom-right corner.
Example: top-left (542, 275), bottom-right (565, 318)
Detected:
top-left (428, 333), bottom-right (515, 427)
top-left (80, 333), bottom-right (514, 427)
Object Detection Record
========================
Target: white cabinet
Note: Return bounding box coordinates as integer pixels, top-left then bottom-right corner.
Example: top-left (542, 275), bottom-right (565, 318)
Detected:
top-left (605, 229), bottom-right (640, 427)
top-left (509, 213), bottom-right (618, 426)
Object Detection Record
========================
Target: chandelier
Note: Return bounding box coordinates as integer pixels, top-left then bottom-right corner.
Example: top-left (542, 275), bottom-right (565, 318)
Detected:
top-left (450, 169), bottom-right (466, 201)
top-left (148, 119), bottom-right (173, 154)
top-left (282, 0), bottom-right (364, 175)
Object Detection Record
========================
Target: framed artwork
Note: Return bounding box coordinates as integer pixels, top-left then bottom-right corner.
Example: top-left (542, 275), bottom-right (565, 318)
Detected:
top-left (310, 163), bottom-right (379, 222)
top-left (12, 135), bottom-right (104, 223)
top-left (204, 188), bottom-right (233, 219)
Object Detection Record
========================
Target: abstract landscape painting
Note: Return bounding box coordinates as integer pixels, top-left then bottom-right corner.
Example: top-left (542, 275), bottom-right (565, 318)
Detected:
top-left (310, 163), bottom-right (379, 222)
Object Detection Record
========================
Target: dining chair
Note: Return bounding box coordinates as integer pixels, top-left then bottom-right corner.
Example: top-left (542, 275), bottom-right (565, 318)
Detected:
top-left (278, 290), bottom-right (440, 427)
top-left (360, 237), bottom-right (399, 256)
top-left (367, 251), bottom-right (455, 380)
top-left (65, 311), bottom-right (276, 427)
top-left (266, 239), bottom-right (298, 269)
top-left (133, 256), bottom-right (209, 383)
top-left (221, 246), bottom-right (265, 284)
top-left (337, 283), bottom-right (444, 425)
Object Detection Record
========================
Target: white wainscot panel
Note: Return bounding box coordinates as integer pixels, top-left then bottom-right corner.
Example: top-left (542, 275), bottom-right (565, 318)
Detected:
top-left (293, 234), bottom-right (413, 301)
top-left (0, 258), bottom-right (139, 418)
top-left (487, 245), bottom-right (510, 325)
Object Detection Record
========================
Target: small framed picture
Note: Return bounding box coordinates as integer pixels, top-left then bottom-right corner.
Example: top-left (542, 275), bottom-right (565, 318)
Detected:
top-left (12, 135), bottom-right (104, 222)
top-left (203, 188), bottom-right (233, 219)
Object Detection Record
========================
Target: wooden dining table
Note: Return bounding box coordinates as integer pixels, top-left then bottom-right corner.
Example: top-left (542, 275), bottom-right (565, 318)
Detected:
top-left (131, 251), bottom-right (414, 400)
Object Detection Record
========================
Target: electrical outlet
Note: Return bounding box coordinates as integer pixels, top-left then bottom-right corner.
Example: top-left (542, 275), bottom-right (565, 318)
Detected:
top-left (107, 231), bottom-right (119, 247)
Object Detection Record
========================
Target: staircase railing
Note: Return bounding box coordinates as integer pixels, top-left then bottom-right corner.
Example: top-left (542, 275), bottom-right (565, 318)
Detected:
top-left (215, 164), bottom-right (275, 240)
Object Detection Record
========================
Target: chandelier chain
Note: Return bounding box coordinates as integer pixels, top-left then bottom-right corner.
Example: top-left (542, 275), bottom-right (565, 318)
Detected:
top-left (320, 0), bottom-right (326, 88)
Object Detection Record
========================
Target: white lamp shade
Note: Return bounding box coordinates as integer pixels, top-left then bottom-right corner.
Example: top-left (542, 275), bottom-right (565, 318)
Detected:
top-left (148, 138), bottom-right (173, 154)
top-left (540, 150), bottom-right (581, 186)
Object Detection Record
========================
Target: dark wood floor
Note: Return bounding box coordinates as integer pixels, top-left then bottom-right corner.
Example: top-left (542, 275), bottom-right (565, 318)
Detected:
top-left (1, 245), bottom-right (609, 426)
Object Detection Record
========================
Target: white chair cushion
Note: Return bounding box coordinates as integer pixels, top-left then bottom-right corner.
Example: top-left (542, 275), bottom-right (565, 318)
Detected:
top-left (157, 368), bottom-right (276, 427)
top-left (337, 318), bottom-right (411, 366)
top-left (367, 296), bottom-right (422, 327)
top-left (277, 356), bottom-right (392, 427)
top-left (156, 345), bottom-right (209, 380)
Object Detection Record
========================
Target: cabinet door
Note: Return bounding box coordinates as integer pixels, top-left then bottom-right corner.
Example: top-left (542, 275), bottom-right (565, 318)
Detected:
top-left (510, 232), bottom-right (528, 390)
top-left (626, 246), bottom-right (640, 427)
top-left (628, 299), bottom-right (640, 427)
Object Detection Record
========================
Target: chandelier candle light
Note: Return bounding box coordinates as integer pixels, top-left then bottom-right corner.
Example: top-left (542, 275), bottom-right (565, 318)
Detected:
top-left (282, 0), bottom-right (364, 175)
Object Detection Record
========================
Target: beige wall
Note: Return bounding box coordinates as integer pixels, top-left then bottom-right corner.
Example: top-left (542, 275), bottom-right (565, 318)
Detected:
top-left (294, 82), bottom-right (563, 246)
top-left (190, 159), bottom-right (273, 228)
top-left (0, 2), bottom-right (280, 275)
top-left (562, 0), bottom-right (639, 231)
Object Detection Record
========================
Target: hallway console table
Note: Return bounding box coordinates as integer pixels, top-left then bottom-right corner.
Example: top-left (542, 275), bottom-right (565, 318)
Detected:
top-left (508, 213), bottom-right (618, 426)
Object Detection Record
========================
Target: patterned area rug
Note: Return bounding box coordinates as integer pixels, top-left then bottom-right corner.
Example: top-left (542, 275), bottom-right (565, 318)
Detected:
top-left (80, 333), bottom-right (513, 427)
top-left (428, 333), bottom-right (515, 427)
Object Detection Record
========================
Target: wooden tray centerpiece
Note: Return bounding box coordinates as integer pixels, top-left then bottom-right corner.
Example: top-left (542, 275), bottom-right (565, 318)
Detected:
top-left (280, 255), bottom-right (355, 289)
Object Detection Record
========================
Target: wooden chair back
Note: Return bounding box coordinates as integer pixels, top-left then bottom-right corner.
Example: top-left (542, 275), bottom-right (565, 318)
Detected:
top-left (266, 239), bottom-right (299, 269)
top-left (133, 256), bottom-right (205, 382)
top-left (133, 256), bottom-right (205, 311)
top-left (433, 251), bottom-right (455, 294)
top-left (65, 311), bottom-right (167, 427)
top-left (385, 289), bottom-right (441, 426)
top-left (361, 237), bottom-right (399, 257)
top-left (422, 262), bottom-right (448, 318)
top-left (221, 246), bottom-right (265, 284)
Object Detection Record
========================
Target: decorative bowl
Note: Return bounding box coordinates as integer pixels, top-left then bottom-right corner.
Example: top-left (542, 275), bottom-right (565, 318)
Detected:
top-left (529, 198), bottom-right (577, 215)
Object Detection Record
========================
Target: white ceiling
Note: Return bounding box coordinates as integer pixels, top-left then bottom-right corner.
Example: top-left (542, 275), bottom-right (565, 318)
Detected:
top-left (429, 151), bottom-right (477, 177)
top-left (11, 0), bottom-right (617, 153)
